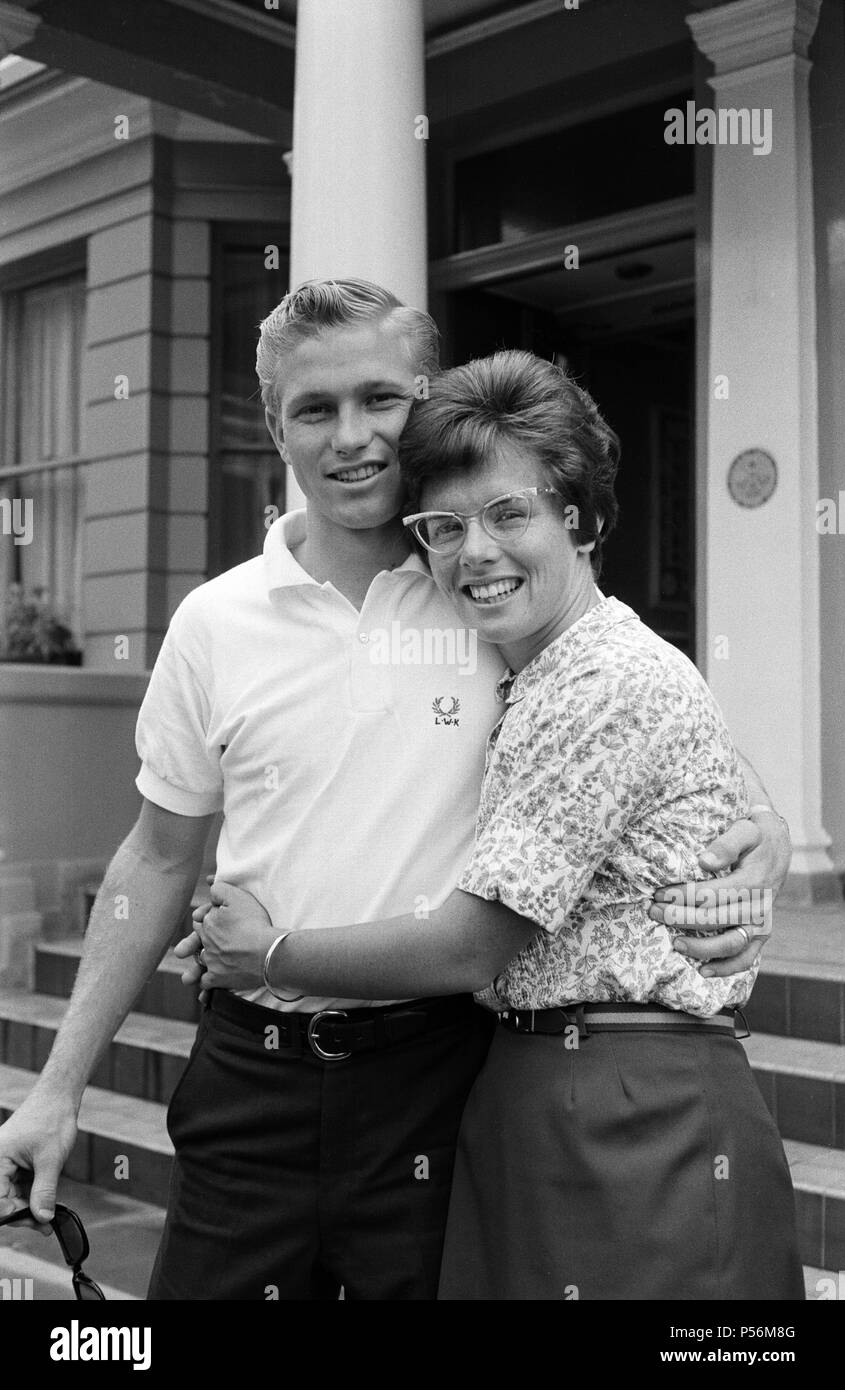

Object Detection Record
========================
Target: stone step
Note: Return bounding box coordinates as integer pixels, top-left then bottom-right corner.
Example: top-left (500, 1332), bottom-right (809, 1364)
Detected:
top-left (745, 970), bottom-right (845, 1045)
top-left (0, 1063), bottom-right (173, 1208)
top-left (744, 905), bottom-right (845, 1044)
top-left (804, 1265), bottom-right (845, 1301)
top-left (0, 989), bottom-right (195, 1105)
top-left (0, 1174), bottom-right (165, 1301)
top-left (35, 938), bottom-right (202, 1024)
top-left (784, 1139), bottom-right (845, 1273)
top-left (743, 1031), bottom-right (845, 1148)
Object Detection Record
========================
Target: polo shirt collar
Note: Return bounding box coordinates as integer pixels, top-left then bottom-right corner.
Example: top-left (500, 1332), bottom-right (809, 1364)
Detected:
top-left (264, 509), bottom-right (431, 595)
top-left (497, 592), bottom-right (635, 704)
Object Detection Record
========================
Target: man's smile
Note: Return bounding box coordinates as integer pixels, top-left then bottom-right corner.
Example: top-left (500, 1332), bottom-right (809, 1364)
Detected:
top-left (327, 461), bottom-right (389, 485)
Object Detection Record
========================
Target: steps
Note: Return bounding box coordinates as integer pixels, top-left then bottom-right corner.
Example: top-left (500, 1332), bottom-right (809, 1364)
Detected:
top-left (0, 1174), bottom-right (165, 1300)
top-left (0, 940), bottom-right (197, 1214)
top-left (742, 1032), bottom-right (845, 1147)
top-left (740, 904), bottom-right (845, 1280)
top-left (0, 1061), bottom-right (173, 1208)
top-left (0, 988), bottom-right (195, 1104)
top-left (35, 939), bottom-right (202, 1026)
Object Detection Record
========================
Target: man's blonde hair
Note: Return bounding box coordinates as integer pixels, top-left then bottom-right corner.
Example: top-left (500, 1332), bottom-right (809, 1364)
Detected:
top-left (256, 278), bottom-right (440, 412)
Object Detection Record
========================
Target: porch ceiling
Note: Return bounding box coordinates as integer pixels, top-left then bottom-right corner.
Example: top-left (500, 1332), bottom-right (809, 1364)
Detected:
top-left (8, 0), bottom-right (295, 141)
top-left (220, 0), bottom-right (563, 39)
top-left (6, 0), bottom-right (693, 141)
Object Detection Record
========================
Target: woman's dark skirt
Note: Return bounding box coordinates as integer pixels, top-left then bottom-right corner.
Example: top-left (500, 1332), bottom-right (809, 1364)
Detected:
top-left (438, 1023), bottom-right (805, 1300)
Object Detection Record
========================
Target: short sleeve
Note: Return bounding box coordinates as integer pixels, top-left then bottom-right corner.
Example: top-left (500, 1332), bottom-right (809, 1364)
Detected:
top-left (458, 661), bottom-right (670, 933)
top-left (135, 601), bottom-right (224, 816)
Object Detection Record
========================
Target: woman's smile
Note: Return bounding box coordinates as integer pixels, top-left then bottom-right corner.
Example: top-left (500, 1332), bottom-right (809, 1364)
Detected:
top-left (461, 576), bottom-right (525, 606)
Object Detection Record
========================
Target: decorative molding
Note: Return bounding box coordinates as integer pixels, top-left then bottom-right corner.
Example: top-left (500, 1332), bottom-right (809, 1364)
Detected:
top-left (0, 665), bottom-right (150, 703)
top-left (429, 196), bottom-right (695, 291)
top-left (0, 1), bottom-right (40, 60)
top-left (0, 76), bottom-right (273, 197)
top-left (687, 0), bottom-right (822, 73)
top-left (426, 0), bottom-right (586, 58)
top-left (163, 0), bottom-right (296, 48)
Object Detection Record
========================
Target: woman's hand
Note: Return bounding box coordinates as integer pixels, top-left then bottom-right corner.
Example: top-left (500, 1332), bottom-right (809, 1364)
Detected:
top-left (173, 880), bottom-right (278, 992)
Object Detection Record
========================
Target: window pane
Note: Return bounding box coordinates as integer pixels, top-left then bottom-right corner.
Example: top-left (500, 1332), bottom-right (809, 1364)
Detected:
top-left (1, 274), bottom-right (85, 649)
top-left (219, 451), bottom-right (284, 575)
top-left (212, 244), bottom-right (288, 575)
top-left (220, 248), bottom-right (286, 449)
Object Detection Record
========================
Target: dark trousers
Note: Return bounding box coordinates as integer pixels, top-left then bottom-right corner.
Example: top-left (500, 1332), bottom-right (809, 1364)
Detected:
top-left (147, 993), bottom-right (495, 1300)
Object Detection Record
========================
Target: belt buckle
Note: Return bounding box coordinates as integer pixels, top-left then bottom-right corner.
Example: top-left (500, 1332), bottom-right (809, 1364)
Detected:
top-left (307, 1009), bottom-right (351, 1061)
top-left (503, 1009), bottom-right (533, 1033)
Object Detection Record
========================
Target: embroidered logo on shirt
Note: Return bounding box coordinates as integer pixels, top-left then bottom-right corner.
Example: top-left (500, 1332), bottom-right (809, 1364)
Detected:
top-left (432, 696), bottom-right (461, 726)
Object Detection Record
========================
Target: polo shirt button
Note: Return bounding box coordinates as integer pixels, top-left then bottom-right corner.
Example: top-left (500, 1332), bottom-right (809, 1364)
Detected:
top-left (358, 632), bottom-right (369, 644)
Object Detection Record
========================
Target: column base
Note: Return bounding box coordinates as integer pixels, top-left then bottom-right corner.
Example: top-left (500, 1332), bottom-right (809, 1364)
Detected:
top-left (0, 911), bottom-right (42, 989)
top-left (778, 868), bottom-right (844, 906)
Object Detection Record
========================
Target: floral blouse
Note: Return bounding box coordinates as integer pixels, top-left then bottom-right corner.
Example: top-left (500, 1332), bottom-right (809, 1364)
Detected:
top-left (459, 594), bottom-right (757, 1017)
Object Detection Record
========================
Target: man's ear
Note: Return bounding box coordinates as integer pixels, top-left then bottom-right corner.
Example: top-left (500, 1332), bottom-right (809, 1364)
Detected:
top-left (265, 407), bottom-right (289, 463)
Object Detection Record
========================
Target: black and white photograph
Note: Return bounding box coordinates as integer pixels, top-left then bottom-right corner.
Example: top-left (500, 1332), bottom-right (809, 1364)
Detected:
top-left (0, 0), bottom-right (842, 1348)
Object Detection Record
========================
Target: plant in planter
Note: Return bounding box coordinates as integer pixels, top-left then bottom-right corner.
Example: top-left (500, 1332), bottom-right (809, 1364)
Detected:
top-left (0, 583), bottom-right (82, 665)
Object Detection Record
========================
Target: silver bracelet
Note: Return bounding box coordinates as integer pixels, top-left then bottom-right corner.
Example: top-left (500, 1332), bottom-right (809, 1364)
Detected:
top-left (262, 932), bottom-right (305, 1003)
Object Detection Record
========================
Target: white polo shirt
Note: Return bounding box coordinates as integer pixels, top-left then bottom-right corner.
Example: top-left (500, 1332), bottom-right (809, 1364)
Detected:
top-left (135, 510), bottom-right (505, 1012)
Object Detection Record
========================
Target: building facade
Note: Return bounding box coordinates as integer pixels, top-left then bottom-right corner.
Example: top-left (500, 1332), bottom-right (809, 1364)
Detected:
top-left (0, 0), bottom-right (843, 950)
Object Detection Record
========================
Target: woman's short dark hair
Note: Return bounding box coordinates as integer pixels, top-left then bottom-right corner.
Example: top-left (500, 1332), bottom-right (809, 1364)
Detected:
top-left (399, 349), bottom-right (620, 576)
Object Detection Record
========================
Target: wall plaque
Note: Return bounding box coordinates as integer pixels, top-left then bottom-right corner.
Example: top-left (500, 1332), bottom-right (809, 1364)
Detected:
top-left (727, 449), bottom-right (777, 508)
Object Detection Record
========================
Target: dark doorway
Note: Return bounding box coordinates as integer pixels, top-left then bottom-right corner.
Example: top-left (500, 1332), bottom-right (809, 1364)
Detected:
top-left (445, 284), bottom-right (695, 658)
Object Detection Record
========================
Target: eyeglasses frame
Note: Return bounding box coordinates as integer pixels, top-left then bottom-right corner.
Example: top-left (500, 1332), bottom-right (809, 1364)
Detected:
top-left (403, 486), bottom-right (560, 555)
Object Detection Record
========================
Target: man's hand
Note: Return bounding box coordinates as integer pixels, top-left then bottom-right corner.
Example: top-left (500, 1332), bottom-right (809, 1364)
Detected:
top-left (0, 1089), bottom-right (79, 1228)
top-left (174, 880), bottom-right (277, 992)
top-left (649, 810), bottom-right (791, 979)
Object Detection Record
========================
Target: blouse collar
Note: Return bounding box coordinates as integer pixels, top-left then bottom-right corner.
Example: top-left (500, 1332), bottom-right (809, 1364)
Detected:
top-left (496, 592), bottom-right (635, 704)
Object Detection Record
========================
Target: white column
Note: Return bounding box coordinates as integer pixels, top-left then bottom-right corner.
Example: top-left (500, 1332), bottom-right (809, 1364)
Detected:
top-left (284, 0), bottom-right (427, 510)
top-left (689, 0), bottom-right (835, 898)
top-left (289, 0), bottom-right (427, 307)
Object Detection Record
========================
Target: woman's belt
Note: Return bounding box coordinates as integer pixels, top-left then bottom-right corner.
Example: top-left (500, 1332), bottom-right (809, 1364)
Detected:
top-left (497, 1001), bottom-right (749, 1039)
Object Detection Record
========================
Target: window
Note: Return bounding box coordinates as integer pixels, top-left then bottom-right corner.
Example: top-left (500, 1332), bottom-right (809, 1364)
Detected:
top-left (209, 237), bottom-right (288, 576)
top-left (1, 273), bottom-right (86, 642)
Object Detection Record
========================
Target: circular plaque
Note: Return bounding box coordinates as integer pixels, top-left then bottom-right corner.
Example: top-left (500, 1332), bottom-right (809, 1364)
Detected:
top-left (727, 449), bottom-right (777, 508)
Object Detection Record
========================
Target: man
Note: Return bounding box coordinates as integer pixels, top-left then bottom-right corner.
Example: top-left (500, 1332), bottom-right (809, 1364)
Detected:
top-left (0, 280), bottom-right (789, 1300)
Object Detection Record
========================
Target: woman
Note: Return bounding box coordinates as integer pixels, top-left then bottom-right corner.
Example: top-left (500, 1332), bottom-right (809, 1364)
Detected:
top-left (185, 351), bottom-right (803, 1300)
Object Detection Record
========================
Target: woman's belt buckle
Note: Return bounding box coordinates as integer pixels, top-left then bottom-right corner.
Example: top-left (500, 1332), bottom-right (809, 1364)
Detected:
top-left (307, 1010), bottom-right (352, 1061)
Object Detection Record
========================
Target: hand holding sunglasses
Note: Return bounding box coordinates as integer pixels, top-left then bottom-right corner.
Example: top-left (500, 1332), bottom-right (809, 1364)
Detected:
top-left (0, 1202), bottom-right (105, 1300)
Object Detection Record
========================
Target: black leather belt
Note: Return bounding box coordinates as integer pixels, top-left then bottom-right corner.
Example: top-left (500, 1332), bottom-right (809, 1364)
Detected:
top-left (498, 1002), bottom-right (748, 1039)
top-left (209, 988), bottom-right (475, 1061)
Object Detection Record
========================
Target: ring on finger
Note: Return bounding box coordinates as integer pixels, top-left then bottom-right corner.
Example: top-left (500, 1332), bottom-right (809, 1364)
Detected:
top-left (194, 946), bottom-right (205, 968)
top-left (735, 925), bottom-right (751, 948)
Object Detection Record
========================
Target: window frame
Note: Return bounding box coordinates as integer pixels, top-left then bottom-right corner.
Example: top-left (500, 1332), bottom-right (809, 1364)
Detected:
top-left (207, 223), bottom-right (289, 578)
top-left (0, 258), bottom-right (88, 639)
